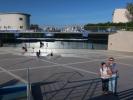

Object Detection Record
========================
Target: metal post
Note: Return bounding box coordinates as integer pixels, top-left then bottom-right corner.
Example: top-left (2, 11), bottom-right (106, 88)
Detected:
top-left (46, 43), bottom-right (48, 53)
top-left (27, 67), bottom-right (31, 100)
top-left (126, 23), bottom-right (128, 31)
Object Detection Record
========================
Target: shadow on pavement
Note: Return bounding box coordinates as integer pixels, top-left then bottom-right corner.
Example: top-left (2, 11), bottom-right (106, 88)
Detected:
top-left (31, 71), bottom-right (133, 100)
top-left (32, 71), bottom-right (102, 100)
top-left (118, 88), bottom-right (133, 100)
top-left (0, 79), bottom-right (21, 100)
top-left (0, 73), bottom-right (133, 100)
top-left (0, 79), bottom-right (19, 88)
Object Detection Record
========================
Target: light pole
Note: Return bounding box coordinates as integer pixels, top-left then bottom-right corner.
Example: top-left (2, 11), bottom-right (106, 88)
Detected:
top-left (27, 67), bottom-right (31, 100)
top-left (46, 42), bottom-right (48, 53)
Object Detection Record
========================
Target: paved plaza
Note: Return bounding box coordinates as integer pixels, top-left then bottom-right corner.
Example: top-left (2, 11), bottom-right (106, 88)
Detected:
top-left (0, 47), bottom-right (133, 100)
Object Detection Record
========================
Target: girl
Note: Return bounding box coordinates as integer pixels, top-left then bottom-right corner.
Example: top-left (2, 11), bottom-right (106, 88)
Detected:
top-left (100, 62), bottom-right (112, 94)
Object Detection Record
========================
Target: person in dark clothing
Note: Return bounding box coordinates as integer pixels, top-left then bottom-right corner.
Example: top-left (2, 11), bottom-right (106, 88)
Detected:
top-left (38, 50), bottom-right (41, 56)
top-left (36, 50), bottom-right (41, 58)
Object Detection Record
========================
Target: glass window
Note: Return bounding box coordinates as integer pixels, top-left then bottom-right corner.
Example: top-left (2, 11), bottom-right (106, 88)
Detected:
top-left (20, 26), bottom-right (23, 29)
top-left (8, 26), bottom-right (11, 29)
top-left (19, 18), bottom-right (23, 21)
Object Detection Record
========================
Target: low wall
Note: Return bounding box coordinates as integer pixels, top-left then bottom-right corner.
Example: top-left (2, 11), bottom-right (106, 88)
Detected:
top-left (108, 31), bottom-right (133, 52)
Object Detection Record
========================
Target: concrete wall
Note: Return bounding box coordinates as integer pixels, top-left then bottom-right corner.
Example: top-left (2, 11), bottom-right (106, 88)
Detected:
top-left (108, 31), bottom-right (133, 52)
top-left (0, 13), bottom-right (30, 30)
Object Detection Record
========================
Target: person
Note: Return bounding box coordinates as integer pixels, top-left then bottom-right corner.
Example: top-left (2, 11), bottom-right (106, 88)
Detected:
top-left (50, 51), bottom-right (53, 56)
top-left (107, 57), bottom-right (118, 95)
top-left (38, 50), bottom-right (41, 56)
top-left (22, 46), bottom-right (27, 53)
top-left (32, 47), bottom-right (34, 53)
top-left (100, 62), bottom-right (112, 94)
top-left (36, 52), bottom-right (39, 58)
top-left (36, 50), bottom-right (41, 58)
top-left (40, 41), bottom-right (44, 48)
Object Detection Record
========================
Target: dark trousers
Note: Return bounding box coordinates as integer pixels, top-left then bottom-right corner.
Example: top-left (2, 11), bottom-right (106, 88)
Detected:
top-left (102, 78), bottom-right (109, 92)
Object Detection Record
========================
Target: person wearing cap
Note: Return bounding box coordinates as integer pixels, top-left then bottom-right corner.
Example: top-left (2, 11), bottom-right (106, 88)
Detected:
top-left (107, 57), bottom-right (118, 95)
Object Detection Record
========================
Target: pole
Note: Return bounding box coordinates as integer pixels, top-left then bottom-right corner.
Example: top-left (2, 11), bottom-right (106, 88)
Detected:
top-left (126, 23), bottom-right (128, 31)
top-left (27, 67), bottom-right (31, 100)
top-left (46, 43), bottom-right (48, 53)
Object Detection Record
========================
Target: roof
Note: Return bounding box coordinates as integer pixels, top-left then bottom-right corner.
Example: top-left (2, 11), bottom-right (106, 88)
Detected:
top-left (0, 12), bottom-right (31, 16)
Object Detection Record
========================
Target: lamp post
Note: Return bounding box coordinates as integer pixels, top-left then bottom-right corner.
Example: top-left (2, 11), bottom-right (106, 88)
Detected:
top-left (46, 42), bottom-right (48, 53)
top-left (27, 67), bottom-right (31, 100)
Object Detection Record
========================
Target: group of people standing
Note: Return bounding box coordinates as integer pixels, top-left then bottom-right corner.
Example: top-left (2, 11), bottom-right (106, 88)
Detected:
top-left (100, 57), bottom-right (118, 95)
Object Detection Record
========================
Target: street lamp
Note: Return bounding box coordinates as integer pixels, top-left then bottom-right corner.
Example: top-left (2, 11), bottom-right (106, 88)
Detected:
top-left (27, 67), bottom-right (31, 100)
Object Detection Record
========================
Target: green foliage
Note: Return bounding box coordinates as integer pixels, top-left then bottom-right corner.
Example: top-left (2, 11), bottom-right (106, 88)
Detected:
top-left (126, 2), bottom-right (133, 18)
top-left (84, 22), bottom-right (133, 31)
top-left (84, 2), bottom-right (133, 31)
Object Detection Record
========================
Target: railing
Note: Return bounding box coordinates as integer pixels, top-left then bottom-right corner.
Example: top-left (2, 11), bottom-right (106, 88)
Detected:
top-left (0, 26), bottom-right (133, 33)
top-left (84, 26), bottom-right (133, 32)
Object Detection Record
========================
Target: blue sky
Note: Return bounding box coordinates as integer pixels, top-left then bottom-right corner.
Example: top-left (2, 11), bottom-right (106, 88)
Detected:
top-left (0, 0), bottom-right (133, 25)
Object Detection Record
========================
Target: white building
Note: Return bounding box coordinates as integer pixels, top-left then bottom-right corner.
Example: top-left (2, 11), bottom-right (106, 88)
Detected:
top-left (112, 8), bottom-right (132, 23)
top-left (62, 26), bottom-right (83, 32)
top-left (0, 12), bottom-right (30, 30)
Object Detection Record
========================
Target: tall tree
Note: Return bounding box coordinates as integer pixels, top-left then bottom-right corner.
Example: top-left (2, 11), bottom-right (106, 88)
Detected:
top-left (126, 3), bottom-right (133, 21)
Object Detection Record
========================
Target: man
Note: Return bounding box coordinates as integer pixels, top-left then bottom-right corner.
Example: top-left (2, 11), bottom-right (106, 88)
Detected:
top-left (107, 57), bottom-right (118, 95)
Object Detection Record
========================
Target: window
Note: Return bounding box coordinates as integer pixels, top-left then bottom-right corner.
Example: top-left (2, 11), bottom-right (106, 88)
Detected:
top-left (4, 26), bottom-right (7, 29)
top-left (8, 26), bottom-right (11, 29)
top-left (19, 18), bottom-right (23, 21)
top-left (20, 26), bottom-right (23, 29)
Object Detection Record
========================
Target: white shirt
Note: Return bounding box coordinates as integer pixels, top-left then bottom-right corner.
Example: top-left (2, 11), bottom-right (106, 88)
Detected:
top-left (100, 67), bottom-right (111, 79)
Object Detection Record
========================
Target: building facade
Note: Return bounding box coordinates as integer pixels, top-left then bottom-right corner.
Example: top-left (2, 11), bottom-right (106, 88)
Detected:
top-left (0, 12), bottom-right (30, 30)
top-left (112, 8), bottom-right (132, 23)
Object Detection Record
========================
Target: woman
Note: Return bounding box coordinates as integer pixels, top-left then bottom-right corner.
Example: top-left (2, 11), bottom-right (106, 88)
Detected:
top-left (100, 62), bottom-right (112, 94)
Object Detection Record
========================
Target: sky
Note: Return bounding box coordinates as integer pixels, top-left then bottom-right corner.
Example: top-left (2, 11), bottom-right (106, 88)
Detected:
top-left (0, 0), bottom-right (133, 25)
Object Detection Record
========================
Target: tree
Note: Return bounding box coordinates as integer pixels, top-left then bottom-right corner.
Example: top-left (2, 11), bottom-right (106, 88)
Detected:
top-left (30, 24), bottom-right (42, 32)
top-left (126, 3), bottom-right (133, 21)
